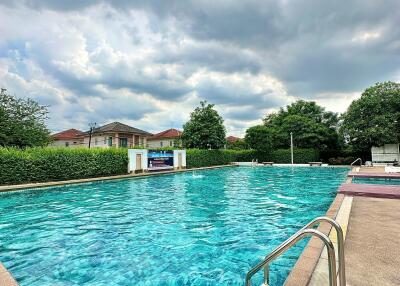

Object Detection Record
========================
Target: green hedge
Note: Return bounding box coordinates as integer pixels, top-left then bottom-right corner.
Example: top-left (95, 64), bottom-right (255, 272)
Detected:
top-left (186, 148), bottom-right (319, 168)
top-left (0, 147), bottom-right (128, 185)
top-left (0, 147), bottom-right (320, 185)
top-left (270, 148), bottom-right (320, 164)
top-left (320, 149), bottom-right (369, 165)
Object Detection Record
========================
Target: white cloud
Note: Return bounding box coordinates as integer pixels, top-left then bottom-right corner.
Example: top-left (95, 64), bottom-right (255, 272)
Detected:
top-left (351, 31), bottom-right (381, 43)
top-left (0, 1), bottom-right (399, 136)
top-left (313, 92), bottom-right (361, 113)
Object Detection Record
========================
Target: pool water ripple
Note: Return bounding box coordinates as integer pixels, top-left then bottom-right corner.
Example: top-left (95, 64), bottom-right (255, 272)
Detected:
top-left (0, 166), bottom-right (348, 285)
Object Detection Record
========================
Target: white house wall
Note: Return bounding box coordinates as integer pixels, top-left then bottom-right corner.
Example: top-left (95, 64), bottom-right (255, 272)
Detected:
top-left (49, 139), bottom-right (84, 148)
top-left (147, 139), bottom-right (175, 148)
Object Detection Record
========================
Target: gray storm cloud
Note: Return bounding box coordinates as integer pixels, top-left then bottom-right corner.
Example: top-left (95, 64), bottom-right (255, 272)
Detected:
top-left (0, 0), bottom-right (399, 135)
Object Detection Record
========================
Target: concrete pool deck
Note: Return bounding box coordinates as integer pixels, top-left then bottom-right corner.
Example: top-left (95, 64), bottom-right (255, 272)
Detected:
top-left (344, 196), bottom-right (400, 286)
top-left (0, 263), bottom-right (18, 286)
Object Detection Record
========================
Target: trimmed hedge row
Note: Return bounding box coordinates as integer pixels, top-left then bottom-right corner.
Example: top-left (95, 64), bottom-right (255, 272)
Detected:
top-left (320, 149), bottom-right (370, 165)
top-left (0, 147), bottom-right (128, 185)
top-left (186, 148), bottom-right (319, 168)
top-left (0, 147), bottom-right (320, 185)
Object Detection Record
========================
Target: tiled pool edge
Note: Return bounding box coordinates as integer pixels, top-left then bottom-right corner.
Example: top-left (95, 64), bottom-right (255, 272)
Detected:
top-left (0, 262), bottom-right (18, 286)
top-left (284, 193), bottom-right (345, 286)
top-left (0, 165), bottom-right (237, 193)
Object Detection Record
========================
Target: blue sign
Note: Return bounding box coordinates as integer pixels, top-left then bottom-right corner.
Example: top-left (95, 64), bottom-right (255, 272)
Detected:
top-left (148, 150), bottom-right (174, 170)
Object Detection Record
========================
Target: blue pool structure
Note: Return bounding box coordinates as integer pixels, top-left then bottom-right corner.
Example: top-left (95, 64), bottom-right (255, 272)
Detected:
top-left (0, 166), bottom-right (349, 286)
top-left (352, 177), bottom-right (400, 185)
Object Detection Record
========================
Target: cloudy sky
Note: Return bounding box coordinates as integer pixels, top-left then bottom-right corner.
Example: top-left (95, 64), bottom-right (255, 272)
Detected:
top-left (1, 1), bottom-right (399, 136)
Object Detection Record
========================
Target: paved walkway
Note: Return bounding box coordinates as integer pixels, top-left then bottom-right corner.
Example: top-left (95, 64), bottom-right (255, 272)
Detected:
top-left (344, 196), bottom-right (400, 286)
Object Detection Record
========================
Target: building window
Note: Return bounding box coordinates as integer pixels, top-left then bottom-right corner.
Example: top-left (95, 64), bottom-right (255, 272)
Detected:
top-left (160, 141), bottom-right (163, 147)
top-left (119, 138), bottom-right (128, 148)
top-left (170, 140), bottom-right (173, 147)
top-left (140, 137), bottom-right (144, 146)
top-left (65, 142), bottom-right (69, 147)
top-left (108, 137), bottom-right (113, 147)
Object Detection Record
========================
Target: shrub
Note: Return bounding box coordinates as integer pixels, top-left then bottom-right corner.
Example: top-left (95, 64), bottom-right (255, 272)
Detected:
top-left (186, 149), bottom-right (235, 168)
top-left (0, 147), bottom-right (128, 185)
top-left (186, 148), bottom-right (319, 168)
top-left (320, 149), bottom-right (370, 165)
top-left (270, 148), bottom-right (320, 164)
top-left (327, 157), bottom-right (358, 165)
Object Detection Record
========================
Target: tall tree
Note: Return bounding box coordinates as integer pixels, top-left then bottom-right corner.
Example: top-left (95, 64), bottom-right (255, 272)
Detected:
top-left (244, 125), bottom-right (273, 151)
top-left (341, 82), bottom-right (400, 152)
top-left (0, 88), bottom-right (50, 147)
top-left (181, 101), bottom-right (226, 149)
top-left (261, 100), bottom-right (340, 150)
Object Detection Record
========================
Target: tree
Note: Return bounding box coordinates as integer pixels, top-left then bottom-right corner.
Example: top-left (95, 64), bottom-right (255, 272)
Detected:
top-left (0, 88), bottom-right (50, 147)
top-left (244, 125), bottom-right (273, 151)
top-left (341, 82), bottom-right (400, 152)
top-left (181, 101), bottom-right (226, 149)
top-left (226, 138), bottom-right (249, 150)
top-left (261, 100), bottom-right (340, 150)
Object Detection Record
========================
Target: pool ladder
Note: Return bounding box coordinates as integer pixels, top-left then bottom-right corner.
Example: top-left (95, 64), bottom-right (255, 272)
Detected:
top-left (350, 157), bottom-right (362, 166)
top-left (245, 217), bottom-right (346, 286)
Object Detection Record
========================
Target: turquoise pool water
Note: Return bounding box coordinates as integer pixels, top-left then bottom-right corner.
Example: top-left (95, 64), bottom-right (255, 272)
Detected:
top-left (0, 166), bottom-right (348, 286)
top-left (352, 177), bottom-right (400, 185)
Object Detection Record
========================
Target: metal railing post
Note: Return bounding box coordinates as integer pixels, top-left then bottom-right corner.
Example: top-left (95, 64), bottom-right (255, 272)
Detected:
top-left (245, 229), bottom-right (337, 286)
top-left (263, 263), bottom-right (269, 285)
top-left (350, 157), bottom-right (362, 166)
top-left (304, 217), bottom-right (346, 286)
top-left (245, 216), bottom-right (346, 286)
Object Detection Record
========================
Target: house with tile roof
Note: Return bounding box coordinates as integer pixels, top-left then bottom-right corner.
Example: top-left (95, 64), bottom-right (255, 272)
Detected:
top-left (51, 122), bottom-right (152, 148)
top-left (147, 128), bottom-right (182, 148)
top-left (49, 128), bottom-right (85, 148)
top-left (226, 136), bottom-right (241, 143)
top-left (83, 122), bottom-right (152, 148)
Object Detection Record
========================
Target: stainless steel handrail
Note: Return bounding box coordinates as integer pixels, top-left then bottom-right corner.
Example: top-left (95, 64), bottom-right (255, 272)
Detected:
top-left (303, 217), bottom-right (346, 286)
top-left (246, 217), bottom-right (346, 286)
top-left (350, 157), bottom-right (362, 166)
top-left (245, 229), bottom-right (337, 286)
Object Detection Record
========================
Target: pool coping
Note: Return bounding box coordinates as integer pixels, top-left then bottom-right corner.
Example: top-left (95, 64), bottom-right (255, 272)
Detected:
top-left (0, 164), bottom-right (237, 193)
top-left (284, 193), bottom-right (345, 286)
top-left (0, 262), bottom-right (18, 286)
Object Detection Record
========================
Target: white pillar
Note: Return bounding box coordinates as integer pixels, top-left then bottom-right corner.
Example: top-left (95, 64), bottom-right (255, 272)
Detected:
top-left (115, 133), bottom-right (119, 148)
top-left (290, 132), bottom-right (294, 164)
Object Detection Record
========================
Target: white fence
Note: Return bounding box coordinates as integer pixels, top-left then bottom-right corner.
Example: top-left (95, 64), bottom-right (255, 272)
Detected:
top-left (371, 144), bottom-right (399, 163)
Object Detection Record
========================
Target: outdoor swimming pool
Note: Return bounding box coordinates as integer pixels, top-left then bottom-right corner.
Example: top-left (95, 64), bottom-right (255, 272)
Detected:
top-left (352, 177), bottom-right (400, 185)
top-left (0, 166), bottom-right (348, 286)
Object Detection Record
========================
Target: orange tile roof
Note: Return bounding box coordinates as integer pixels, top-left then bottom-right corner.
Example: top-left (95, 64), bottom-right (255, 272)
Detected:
top-left (150, 128), bottom-right (182, 140)
top-left (226, 136), bottom-right (241, 143)
top-left (51, 129), bottom-right (84, 140)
